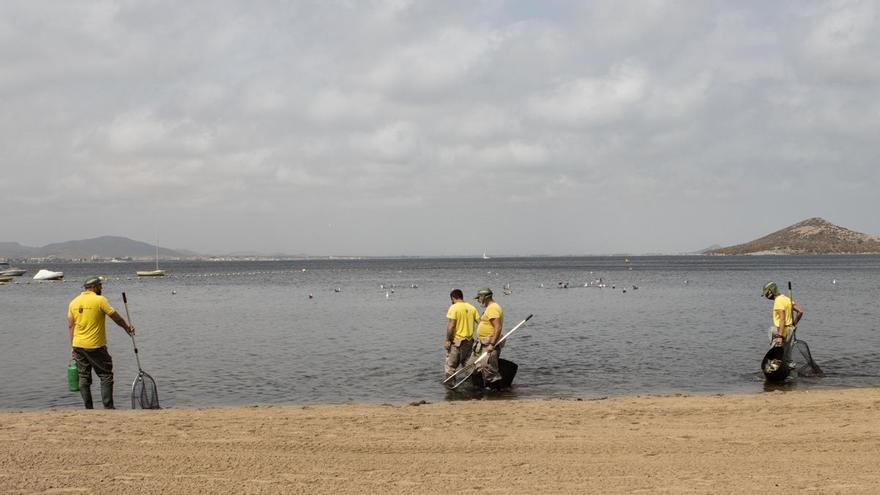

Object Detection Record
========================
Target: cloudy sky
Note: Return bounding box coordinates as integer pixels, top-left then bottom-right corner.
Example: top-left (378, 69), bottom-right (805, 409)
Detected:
top-left (2, 0), bottom-right (878, 256)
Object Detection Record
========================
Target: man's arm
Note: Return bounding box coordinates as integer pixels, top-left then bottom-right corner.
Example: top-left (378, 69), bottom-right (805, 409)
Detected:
top-left (775, 308), bottom-right (787, 342)
top-left (109, 312), bottom-right (134, 335)
top-left (68, 315), bottom-right (75, 345)
top-left (486, 318), bottom-right (502, 353)
top-left (445, 319), bottom-right (455, 352)
top-left (792, 303), bottom-right (804, 326)
top-left (68, 315), bottom-right (76, 357)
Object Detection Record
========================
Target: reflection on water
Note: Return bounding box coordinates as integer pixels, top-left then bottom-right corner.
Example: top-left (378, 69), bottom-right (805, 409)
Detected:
top-left (1, 256), bottom-right (879, 410)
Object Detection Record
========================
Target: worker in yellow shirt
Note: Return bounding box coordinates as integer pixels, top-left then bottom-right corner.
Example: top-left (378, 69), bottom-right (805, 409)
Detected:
top-left (68, 276), bottom-right (134, 409)
top-left (444, 289), bottom-right (480, 379)
top-left (474, 288), bottom-right (503, 385)
top-left (762, 281), bottom-right (803, 346)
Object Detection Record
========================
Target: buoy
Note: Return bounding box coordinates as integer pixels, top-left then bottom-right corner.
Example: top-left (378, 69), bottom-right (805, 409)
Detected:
top-left (308, 293), bottom-right (313, 299)
top-left (171, 290), bottom-right (177, 295)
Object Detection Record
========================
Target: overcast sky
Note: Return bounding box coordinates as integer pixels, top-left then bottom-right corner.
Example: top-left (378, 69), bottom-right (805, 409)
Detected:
top-left (2, 0), bottom-right (878, 256)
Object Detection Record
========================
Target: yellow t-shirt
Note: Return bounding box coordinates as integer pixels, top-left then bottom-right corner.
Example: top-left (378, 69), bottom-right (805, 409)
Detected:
top-left (477, 302), bottom-right (503, 340)
top-left (446, 301), bottom-right (479, 341)
top-left (772, 294), bottom-right (793, 328)
top-left (68, 291), bottom-right (116, 349)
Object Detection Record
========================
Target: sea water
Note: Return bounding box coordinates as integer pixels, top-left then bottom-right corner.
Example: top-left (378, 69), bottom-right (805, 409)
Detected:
top-left (1, 256), bottom-right (878, 410)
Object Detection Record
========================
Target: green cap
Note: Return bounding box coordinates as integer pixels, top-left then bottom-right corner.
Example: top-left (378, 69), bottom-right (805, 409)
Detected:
top-left (475, 288), bottom-right (493, 300)
top-left (83, 275), bottom-right (106, 288)
top-left (762, 281), bottom-right (779, 298)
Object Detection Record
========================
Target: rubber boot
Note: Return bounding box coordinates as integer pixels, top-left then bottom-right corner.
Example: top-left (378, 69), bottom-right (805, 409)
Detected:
top-left (80, 386), bottom-right (94, 409)
top-left (101, 382), bottom-right (115, 409)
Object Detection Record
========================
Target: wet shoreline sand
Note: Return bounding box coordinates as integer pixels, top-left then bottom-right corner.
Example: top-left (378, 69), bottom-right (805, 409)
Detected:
top-left (2, 387), bottom-right (879, 494)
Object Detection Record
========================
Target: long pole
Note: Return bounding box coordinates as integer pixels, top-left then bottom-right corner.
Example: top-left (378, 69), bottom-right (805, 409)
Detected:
top-left (122, 292), bottom-right (142, 372)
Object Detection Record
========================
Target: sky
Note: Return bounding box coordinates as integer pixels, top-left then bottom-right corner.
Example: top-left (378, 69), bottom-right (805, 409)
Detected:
top-left (1, 0), bottom-right (879, 256)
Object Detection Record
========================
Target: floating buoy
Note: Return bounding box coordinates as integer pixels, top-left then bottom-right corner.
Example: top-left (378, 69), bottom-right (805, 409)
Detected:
top-left (308, 293), bottom-right (313, 299)
top-left (334, 288), bottom-right (341, 293)
top-left (171, 290), bottom-right (177, 295)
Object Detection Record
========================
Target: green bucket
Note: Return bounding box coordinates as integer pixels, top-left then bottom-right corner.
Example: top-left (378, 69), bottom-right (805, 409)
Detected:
top-left (67, 360), bottom-right (79, 392)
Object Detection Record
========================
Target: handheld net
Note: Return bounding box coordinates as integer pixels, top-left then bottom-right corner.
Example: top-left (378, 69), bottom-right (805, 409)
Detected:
top-left (785, 336), bottom-right (824, 377)
top-left (122, 292), bottom-right (161, 409)
top-left (131, 371), bottom-right (161, 409)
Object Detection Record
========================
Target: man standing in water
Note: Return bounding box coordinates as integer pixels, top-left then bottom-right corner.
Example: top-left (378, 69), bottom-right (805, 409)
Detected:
top-left (762, 281), bottom-right (803, 346)
top-left (444, 289), bottom-right (480, 380)
top-left (68, 276), bottom-right (134, 409)
top-left (474, 288), bottom-right (504, 385)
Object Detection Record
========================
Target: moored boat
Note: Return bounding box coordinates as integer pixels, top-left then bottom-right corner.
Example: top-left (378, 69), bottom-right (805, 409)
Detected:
top-left (33, 269), bottom-right (64, 281)
top-left (136, 269), bottom-right (166, 277)
top-left (137, 238), bottom-right (165, 277)
top-left (0, 268), bottom-right (27, 277)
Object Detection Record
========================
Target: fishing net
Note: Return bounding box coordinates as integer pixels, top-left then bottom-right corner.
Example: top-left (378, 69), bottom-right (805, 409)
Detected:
top-left (448, 362), bottom-right (479, 389)
top-left (785, 338), bottom-right (824, 377)
top-left (131, 371), bottom-right (161, 409)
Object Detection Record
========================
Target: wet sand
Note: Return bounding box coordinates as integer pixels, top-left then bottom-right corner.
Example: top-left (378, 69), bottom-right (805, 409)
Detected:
top-left (1, 388), bottom-right (879, 494)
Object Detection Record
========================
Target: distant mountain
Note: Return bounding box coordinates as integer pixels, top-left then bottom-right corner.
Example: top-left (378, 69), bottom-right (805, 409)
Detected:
top-left (693, 244), bottom-right (722, 255)
top-left (0, 242), bottom-right (38, 258)
top-left (706, 218), bottom-right (880, 255)
top-left (0, 236), bottom-right (193, 259)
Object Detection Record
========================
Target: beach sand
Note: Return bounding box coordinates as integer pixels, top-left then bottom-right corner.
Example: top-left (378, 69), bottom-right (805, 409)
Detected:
top-left (2, 388), bottom-right (879, 494)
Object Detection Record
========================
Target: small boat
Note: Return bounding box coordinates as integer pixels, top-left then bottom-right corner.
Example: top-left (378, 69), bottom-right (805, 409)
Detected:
top-left (0, 276), bottom-right (13, 282)
top-left (136, 269), bottom-right (166, 277)
top-left (33, 269), bottom-right (64, 281)
top-left (137, 238), bottom-right (165, 277)
top-left (0, 268), bottom-right (27, 277)
top-left (482, 251), bottom-right (490, 259)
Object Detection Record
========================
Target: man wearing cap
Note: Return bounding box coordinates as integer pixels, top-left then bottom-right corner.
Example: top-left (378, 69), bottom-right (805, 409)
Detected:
top-left (444, 289), bottom-right (480, 380)
top-left (68, 276), bottom-right (134, 409)
top-left (762, 281), bottom-right (803, 346)
top-left (474, 288), bottom-right (504, 385)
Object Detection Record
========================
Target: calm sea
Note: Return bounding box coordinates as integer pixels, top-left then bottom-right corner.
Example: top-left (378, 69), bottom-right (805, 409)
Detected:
top-left (1, 256), bottom-right (879, 410)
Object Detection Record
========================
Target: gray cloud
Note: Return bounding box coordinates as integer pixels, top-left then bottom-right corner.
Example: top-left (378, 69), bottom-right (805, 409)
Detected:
top-left (2, 0), bottom-right (878, 255)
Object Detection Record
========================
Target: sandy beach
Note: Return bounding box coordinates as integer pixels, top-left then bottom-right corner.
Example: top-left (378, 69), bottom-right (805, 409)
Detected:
top-left (1, 388), bottom-right (879, 494)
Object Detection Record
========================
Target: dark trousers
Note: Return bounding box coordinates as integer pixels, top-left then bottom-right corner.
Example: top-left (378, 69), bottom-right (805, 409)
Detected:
top-left (73, 346), bottom-right (115, 409)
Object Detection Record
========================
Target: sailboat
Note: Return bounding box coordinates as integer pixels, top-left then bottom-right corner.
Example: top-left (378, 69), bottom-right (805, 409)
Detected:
top-left (482, 251), bottom-right (490, 260)
top-left (137, 239), bottom-right (165, 277)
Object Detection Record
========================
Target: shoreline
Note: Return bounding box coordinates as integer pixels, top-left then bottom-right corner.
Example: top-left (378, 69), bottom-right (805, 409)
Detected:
top-left (2, 387), bottom-right (879, 494)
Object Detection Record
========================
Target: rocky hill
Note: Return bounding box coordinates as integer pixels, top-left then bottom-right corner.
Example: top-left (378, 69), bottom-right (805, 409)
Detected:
top-left (0, 236), bottom-right (192, 260)
top-left (706, 218), bottom-right (880, 255)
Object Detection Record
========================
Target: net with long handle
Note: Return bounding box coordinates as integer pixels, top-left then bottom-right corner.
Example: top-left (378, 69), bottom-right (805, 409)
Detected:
top-left (779, 325), bottom-right (824, 378)
top-left (132, 370), bottom-right (161, 409)
top-left (122, 292), bottom-right (161, 409)
top-left (787, 338), bottom-right (824, 377)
